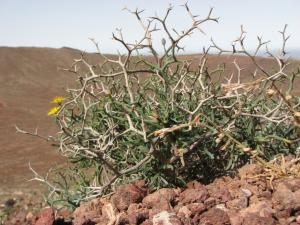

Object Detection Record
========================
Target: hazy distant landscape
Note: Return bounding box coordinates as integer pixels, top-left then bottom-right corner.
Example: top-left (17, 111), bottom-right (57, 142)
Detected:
top-left (289, 49), bottom-right (300, 59)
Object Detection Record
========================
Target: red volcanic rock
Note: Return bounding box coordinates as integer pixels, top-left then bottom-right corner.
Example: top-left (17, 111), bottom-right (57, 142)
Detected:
top-left (238, 164), bottom-right (263, 179)
top-left (73, 198), bottom-right (104, 225)
top-left (34, 208), bottom-right (54, 225)
top-left (240, 201), bottom-right (275, 219)
top-left (127, 203), bottom-right (149, 224)
top-left (144, 188), bottom-right (178, 206)
top-left (111, 180), bottom-right (148, 211)
top-left (177, 202), bottom-right (206, 219)
top-left (73, 210), bottom-right (101, 225)
top-left (192, 207), bottom-right (230, 225)
top-left (272, 186), bottom-right (294, 210)
top-left (179, 186), bottom-right (209, 205)
top-left (241, 213), bottom-right (277, 225)
top-left (226, 197), bottom-right (248, 210)
top-left (272, 179), bottom-right (300, 219)
top-left (177, 205), bottom-right (192, 218)
top-left (228, 201), bottom-right (276, 225)
top-left (152, 211), bottom-right (182, 225)
top-left (206, 184), bottom-right (232, 204)
top-left (7, 161), bottom-right (300, 225)
top-left (143, 188), bottom-right (178, 213)
top-left (204, 197), bottom-right (216, 209)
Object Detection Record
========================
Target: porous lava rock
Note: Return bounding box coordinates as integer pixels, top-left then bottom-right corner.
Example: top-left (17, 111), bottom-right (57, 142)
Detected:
top-left (5, 161), bottom-right (300, 225)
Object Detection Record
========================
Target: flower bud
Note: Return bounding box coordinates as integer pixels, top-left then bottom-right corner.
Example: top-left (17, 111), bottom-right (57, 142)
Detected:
top-left (266, 89), bottom-right (276, 96)
top-left (285, 95), bottom-right (293, 101)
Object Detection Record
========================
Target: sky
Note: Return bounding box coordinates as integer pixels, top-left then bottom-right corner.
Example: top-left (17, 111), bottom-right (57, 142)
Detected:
top-left (0, 0), bottom-right (299, 55)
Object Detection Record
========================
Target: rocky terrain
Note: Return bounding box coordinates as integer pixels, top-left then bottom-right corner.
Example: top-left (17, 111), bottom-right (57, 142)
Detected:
top-left (2, 158), bottom-right (300, 225)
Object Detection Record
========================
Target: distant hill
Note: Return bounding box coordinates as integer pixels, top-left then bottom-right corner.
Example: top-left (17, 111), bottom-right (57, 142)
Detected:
top-left (0, 47), bottom-right (100, 190)
top-left (0, 47), bottom-right (299, 190)
top-left (289, 49), bottom-right (300, 59)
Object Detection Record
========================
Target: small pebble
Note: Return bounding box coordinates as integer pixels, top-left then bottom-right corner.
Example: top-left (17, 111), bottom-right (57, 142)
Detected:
top-left (241, 188), bottom-right (252, 198)
top-left (26, 212), bottom-right (34, 221)
top-left (215, 204), bottom-right (228, 212)
top-left (296, 215), bottom-right (300, 223)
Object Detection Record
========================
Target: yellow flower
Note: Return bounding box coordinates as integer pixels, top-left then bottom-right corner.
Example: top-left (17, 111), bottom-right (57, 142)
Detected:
top-left (48, 106), bottom-right (61, 116)
top-left (51, 96), bottom-right (65, 104)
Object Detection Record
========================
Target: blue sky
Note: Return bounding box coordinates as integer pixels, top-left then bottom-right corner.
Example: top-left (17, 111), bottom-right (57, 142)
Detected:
top-left (0, 1), bottom-right (299, 54)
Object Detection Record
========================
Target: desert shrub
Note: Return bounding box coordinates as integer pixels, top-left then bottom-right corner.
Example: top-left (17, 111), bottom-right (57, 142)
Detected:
top-left (18, 4), bottom-right (300, 208)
